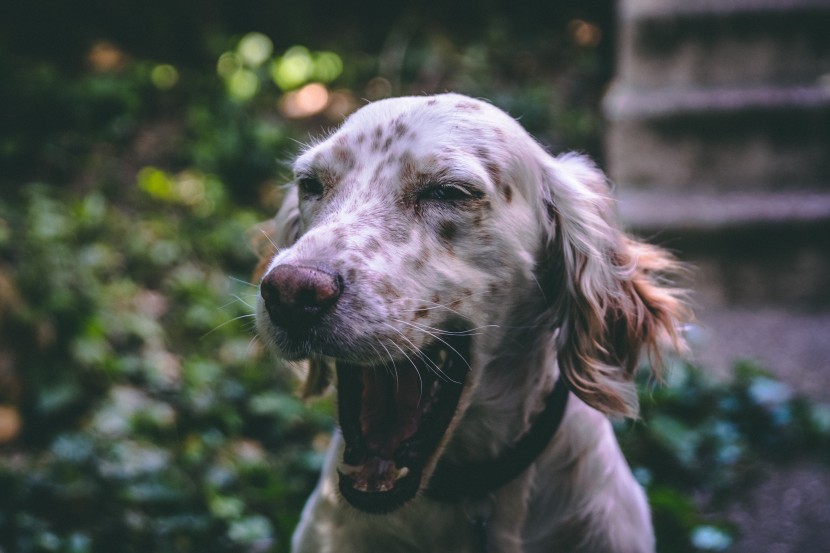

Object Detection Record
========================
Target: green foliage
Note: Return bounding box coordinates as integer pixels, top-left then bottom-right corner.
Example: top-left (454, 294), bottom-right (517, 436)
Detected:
top-left (0, 180), bottom-right (334, 552)
top-left (619, 361), bottom-right (830, 552)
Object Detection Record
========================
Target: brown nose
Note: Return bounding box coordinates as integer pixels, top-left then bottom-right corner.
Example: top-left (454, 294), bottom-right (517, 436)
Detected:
top-left (261, 264), bottom-right (343, 329)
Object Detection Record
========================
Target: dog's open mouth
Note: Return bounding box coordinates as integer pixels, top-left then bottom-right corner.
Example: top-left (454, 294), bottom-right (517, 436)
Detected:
top-left (335, 334), bottom-right (470, 513)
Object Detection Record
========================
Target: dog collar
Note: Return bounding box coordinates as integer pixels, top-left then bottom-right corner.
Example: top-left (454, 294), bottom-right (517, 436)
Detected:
top-left (424, 373), bottom-right (570, 502)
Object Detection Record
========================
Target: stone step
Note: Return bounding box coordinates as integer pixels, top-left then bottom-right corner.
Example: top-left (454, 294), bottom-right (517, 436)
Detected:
top-left (604, 84), bottom-right (830, 192)
top-left (609, 0), bottom-right (830, 192)
top-left (605, 84), bottom-right (830, 121)
top-left (687, 306), bottom-right (830, 402)
top-left (618, 0), bottom-right (830, 89)
top-left (620, 0), bottom-right (830, 20)
top-left (617, 190), bottom-right (830, 309)
top-left (617, 189), bottom-right (830, 234)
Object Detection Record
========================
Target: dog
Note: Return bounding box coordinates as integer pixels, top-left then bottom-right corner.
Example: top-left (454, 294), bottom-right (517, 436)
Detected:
top-left (255, 93), bottom-right (689, 552)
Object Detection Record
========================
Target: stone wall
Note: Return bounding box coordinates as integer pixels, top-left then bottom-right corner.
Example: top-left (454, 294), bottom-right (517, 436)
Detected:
top-left (604, 0), bottom-right (830, 395)
top-left (604, 3), bottom-right (830, 550)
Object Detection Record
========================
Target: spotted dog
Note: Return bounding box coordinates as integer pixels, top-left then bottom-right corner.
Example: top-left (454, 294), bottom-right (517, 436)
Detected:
top-left (256, 94), bottom-right (689, 553)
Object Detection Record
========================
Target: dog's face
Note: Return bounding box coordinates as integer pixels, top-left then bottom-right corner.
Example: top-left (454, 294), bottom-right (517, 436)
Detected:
top-left (261, 96), bottom-right (544, 357)
top-left (257, 95), bottom-right (548, 512)
top-left (256, 94), bottom-right (686, 513)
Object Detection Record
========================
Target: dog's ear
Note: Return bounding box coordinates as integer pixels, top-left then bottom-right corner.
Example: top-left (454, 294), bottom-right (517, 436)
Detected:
top-left (249, 185), bottom-right (302, 282)
top-left (540, 154), bottom-right (689, 418)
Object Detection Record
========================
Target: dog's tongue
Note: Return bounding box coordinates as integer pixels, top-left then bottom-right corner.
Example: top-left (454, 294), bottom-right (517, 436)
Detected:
top-left (360, 365), bottom-right (425, 458)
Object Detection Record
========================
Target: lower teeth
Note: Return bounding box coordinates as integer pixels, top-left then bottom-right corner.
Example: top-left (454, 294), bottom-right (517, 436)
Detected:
top-left (341, 463), bottom-right (411, 490)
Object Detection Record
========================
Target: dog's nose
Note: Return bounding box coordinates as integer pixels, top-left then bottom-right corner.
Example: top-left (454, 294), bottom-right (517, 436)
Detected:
top-left (260, 264), bottom-right (343, 328)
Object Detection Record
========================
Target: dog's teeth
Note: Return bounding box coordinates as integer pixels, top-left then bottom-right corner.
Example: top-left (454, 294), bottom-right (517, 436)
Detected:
top-left (395, 467), bottom-right (410, 480)
top-left (340, 463), bottom-right (364, 476)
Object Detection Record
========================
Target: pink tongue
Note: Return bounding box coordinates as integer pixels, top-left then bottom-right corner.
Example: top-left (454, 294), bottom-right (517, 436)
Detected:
top-left (360, 366), bottom-right (426, 457)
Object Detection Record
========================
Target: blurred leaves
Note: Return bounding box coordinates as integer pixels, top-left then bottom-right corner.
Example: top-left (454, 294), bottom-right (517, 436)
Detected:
top-left (619, 361), bottom-right (830, 552)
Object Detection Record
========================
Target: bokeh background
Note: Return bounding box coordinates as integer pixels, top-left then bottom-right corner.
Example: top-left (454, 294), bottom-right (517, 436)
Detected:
top-left (1, 1), bottom-right (829, 552)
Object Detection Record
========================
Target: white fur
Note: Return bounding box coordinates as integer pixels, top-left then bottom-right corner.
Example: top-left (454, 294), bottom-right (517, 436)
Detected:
top-left (256, 94), bottom-right (688, 552)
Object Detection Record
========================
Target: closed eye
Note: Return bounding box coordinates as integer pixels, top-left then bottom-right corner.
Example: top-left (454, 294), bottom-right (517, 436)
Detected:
top-left (417, 183), bottom-right (481, 203)
top-left (297, 176), bottom-right (324, 197)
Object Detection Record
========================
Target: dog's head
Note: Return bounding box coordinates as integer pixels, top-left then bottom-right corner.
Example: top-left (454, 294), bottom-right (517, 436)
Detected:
top-left (255, 94), bottom-right (688, 513)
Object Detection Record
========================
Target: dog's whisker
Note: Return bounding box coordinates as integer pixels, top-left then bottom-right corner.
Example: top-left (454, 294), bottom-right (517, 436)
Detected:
top-left (397, 292), bottom-right (489, 314)
top-left (391, 320), bottom-right (471, 374)
top-left (259, 228), bottom-right (280, 252)
top-left (202, 312), bottom-right (257, 339)
top-left (246, 335), bottom-right (261, 354)
top-left (381, 322), bottom-right (462, 385)
top-left (394, 319), bottom-right (498, 337)
top-left (396, 296), bottom-right (467, 318)
top-left (228, 276), bottom-right (259, 288)
top-left (367, 341), bottom-right (398, 390)
top-left (231, 294), bottom-right (258, 310)
top-left (384, 338), bottom-right (424, 402)
top-left (377, 339), bottom-right (401, 386)
top-left (380, 322), bottom-right (453, 384)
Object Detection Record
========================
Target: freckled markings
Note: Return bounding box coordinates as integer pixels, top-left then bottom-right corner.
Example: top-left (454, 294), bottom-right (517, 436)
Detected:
top-left (437, 220), bottom-right (458, 243)
top-left (350, 295), bottom-right (366, 312)
top-left (370, 125), bottom-right (384, 152)
top-left (411, 247), bottom-right (430, 270)
top-left (386, 220), bottom-right (412, 244)
top-left (500, 182), bottom-right (513, 203)
top-left (393, 120), bottom-right (408, 138)
top-left (455, 101), bottom-right (481, 111)
top-left (474, 145), bottom-right (512, 204)
top-left (365, 236), bottom-right (381, 253)
top-left (397, 150), bottom-right (416, 182)
top-left (374, 279), bottom-right (400, 299)
top-left (371, 162), bottom-right (385, 185)
top-left (333, 146), bottom-right (356, 171)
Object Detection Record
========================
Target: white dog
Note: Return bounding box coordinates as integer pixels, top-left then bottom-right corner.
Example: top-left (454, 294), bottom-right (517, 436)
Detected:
top-left (255, 94), bottom-right (688, 552)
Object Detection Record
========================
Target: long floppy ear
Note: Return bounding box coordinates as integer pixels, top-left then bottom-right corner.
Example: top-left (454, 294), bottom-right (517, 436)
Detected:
top-left (249, 185), bottom-right (302, 282)
top-left (540, 153), bottom-right (690, 418)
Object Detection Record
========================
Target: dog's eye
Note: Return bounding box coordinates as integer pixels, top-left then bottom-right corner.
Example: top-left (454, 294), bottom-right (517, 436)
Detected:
top-left (418, 184), bottom-right (475, 202)
top-left (298, 177), bottom-right (324, 197)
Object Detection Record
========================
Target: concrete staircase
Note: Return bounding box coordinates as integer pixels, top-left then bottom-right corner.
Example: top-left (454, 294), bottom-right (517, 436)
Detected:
top-left (604, 4), bottom-right (830, 549)
top-left (604, 0), bottom-right (830, 399)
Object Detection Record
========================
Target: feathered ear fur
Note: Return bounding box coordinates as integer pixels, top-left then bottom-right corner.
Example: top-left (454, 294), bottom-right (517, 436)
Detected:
top-left (540, 153), bottom-right (690, 418)
top-left (250, 185), bottom-right (330, 397)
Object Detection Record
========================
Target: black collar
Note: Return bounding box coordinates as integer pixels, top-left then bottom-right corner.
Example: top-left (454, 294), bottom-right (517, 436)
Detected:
top-left (424, 374), bottom-right (570, 502)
